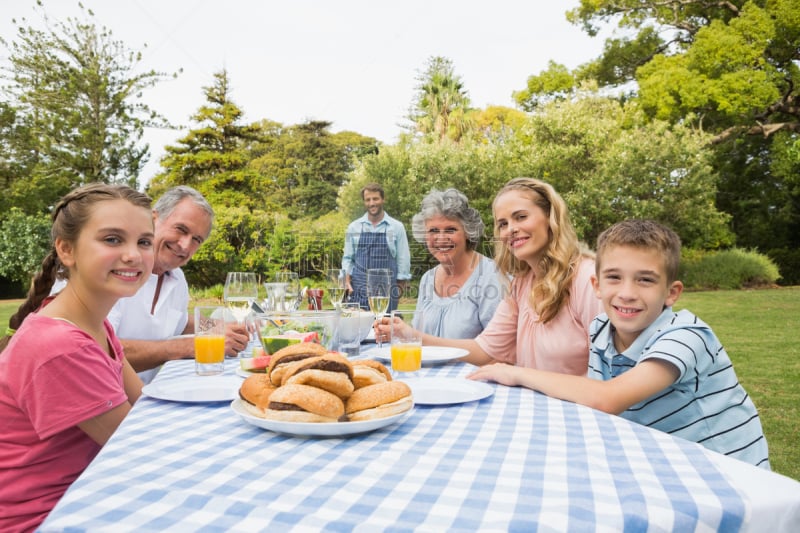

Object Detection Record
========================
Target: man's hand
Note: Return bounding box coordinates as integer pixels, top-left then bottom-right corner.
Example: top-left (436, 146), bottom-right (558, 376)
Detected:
top-left (224, 322), bottom-right (249, 356)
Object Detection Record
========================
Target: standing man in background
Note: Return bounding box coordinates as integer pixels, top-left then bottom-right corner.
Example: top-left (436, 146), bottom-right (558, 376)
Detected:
top-left (343, 183), bottom-right (411, 312)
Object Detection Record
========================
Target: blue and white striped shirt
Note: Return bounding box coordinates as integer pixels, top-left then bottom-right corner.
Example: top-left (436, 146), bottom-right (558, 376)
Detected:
top-left (588, 308), bottom-right (770, 469)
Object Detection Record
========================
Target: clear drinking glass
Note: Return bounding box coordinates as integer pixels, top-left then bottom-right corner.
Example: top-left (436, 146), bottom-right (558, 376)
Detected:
top-left (275, 271), bottom-right (302, 312)
top-left (326, 268), bottom-right (347, 310)
top-left (366, 268), bottom-right (391, 347)
top-left (194, 306), bottom-right (225, 375)
top-left (263, 282), bottom-right (288, 312)
top-left (337, 302), bottom-right (368, 358)
top-left (390, 309), bottom-right (422, 379)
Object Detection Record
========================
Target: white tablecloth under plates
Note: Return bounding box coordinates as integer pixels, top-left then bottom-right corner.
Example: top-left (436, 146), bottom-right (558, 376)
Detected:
top-left (40, 359), bottom-right (800, 532)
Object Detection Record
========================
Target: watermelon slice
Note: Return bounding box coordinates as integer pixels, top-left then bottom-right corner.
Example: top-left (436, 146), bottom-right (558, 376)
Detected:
top-left (260, 331), bottom-right (319, 354)
top-left (240, 355), bottom-right (271, 373)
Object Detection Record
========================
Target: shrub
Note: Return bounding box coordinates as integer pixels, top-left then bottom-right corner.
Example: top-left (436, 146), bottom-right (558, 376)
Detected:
top-left (190, 284), bottom-right (224, 303)
top-left (766, 248), bottom-right (800, 286)
top-left (0, 209), bottom-right (50, 286)
top-left (680, 248), bottom-right (780, 290)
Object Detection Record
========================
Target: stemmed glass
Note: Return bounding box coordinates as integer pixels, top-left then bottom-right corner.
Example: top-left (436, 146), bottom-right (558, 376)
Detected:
top-left (275, 271), bottom-right (302, 312)
top-left (326, 268), bottom-right (347, 310)
top-left (224, 272), bottom-right (259, 356)
top-left (224, 272), bottom-right (259, 323)
top-left (366, 268), bottom-right (391, 347)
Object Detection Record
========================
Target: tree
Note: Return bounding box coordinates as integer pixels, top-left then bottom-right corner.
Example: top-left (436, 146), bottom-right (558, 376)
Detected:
top-left (149, 70), bottom-right (380, 283)
top-left (514, 0), bottom-right (800, 267)
top-left (533, 0), bottom-right (800, 143)
top-left (348, 93), bottom-right (733, 265)
top-left (470, 105), bottom-right (528, 143)
top-left (516, 96), bottom-right (733, 249)
top-left (713, 133), bottom-right (800, 249)
top-left (0, 208), bottom-right (50, 286)
top-left (249, 121), bottom-right (378, 219)
top-left (148, 69), bottom-right (265, 209)
top-left (407, 56), bottom-right (474, 142)
top-left (0, 102), bottom-right (38, 214)
top-left (0, 2), bottom-right (171, 209)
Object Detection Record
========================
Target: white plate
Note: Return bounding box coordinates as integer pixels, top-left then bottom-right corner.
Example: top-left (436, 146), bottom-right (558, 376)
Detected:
top-left (230, 399), bottom-right (414, 437)
top-left (401, 377), bottom-right (494, 405)
top-left (362, 345), bottom-right (469, 365)
top-left (142, 375), bottom-right (241, 403)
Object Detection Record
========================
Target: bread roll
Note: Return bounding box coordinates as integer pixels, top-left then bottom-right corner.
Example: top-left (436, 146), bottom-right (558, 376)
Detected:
top-left (345, 381), bottom-right (413, 421)
top-left (239, 374), bottom-right (279, 418)
top-left (263, 384), bottom-right (345, 423)
top-left (267, 342), bottom-right (328, 385)
top-left (282, 353), bottom-right (354, 398)
top-left (351, 360), bottom-right (392, 389)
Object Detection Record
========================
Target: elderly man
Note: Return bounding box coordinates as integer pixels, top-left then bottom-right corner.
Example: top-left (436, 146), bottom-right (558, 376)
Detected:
top-left (61, 185), bottom-right (247, 383)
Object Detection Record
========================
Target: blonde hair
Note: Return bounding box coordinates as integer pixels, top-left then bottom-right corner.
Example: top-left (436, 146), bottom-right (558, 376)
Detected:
top-left (492, 177), bottom-right (591, 323)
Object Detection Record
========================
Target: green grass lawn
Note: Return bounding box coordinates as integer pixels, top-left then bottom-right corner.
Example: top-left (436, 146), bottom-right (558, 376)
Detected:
top-left (674, 287), bottom-right (800, 480)
top-left (1, 287), bottom-right (798, 480)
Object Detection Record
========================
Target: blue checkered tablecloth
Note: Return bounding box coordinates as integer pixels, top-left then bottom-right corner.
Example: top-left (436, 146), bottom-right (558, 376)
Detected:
top-left (39, 359), bottom-right (756, 532)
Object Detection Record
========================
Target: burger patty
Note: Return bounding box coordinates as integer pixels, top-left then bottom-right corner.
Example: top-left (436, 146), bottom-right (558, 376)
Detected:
top-left (296, 359), bottom-right (352, 375)
top-left (268, 401), bottom-right (306, 411)
top-left (275, 354), bottom-right (314, 366)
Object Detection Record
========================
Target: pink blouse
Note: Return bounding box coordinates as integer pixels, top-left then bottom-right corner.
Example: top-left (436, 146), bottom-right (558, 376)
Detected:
top-left (475, 258), bottom-right (602, 375)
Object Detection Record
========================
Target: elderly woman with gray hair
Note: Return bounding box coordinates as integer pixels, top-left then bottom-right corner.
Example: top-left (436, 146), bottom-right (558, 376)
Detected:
top-left (411, 188), bottom-right (504, 338)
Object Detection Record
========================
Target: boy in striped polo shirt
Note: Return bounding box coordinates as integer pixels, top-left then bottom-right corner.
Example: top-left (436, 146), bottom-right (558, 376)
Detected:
top-left (468, 219), bottom-right (770, 469)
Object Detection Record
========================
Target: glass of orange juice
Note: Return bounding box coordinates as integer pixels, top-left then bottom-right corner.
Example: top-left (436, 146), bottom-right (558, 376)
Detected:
top-left (194, 306), bottom-right (225, 375)
top-left (390, 310), bottom-right (422, 379)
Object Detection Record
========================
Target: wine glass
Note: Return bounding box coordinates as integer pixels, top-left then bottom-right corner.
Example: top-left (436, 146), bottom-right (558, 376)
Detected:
top-left (326, 268), bottom-right (347, 310)
top-left (366, 268), bottom-right (391, 347)
top-left (224, 272), bottom-right (259, 357)
top-left (275, 271), bottom-right (301, 312)
top-left (224, 272), bottom-right (259, 323)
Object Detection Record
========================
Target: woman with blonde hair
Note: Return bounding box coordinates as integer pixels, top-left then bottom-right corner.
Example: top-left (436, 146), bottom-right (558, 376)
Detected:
top-left (378, 177), bottom-right (601, 375)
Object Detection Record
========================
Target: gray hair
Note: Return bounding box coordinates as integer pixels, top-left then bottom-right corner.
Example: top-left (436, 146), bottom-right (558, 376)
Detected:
top-left (411, 188), bottom-right (485, 250)
top-left (154, 186), bottom-right (214, 229)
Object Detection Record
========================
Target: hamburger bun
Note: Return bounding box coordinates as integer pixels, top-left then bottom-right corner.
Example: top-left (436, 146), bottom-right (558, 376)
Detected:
top-left (239, 374), bottom-right (279, 418)
top-left (282, 353), bottom-right (355, 399)
top-left (267, 342), bottom-right (328, 385)
top-left (345, 381), bottom-right (413, 421)
top-left (351, 360), bottom-right (392, 389)
top-left (263, 384), bottom-right (345, 423)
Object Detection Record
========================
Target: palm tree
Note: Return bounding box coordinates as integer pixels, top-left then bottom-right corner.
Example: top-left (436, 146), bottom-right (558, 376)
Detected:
top-left (410, 56), bottom-right (473, 142)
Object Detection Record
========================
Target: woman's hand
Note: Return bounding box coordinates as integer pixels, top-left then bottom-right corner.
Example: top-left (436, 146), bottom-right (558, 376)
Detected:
top-left (372, 315), bottom-right (393, 344)
top-left (467, 362), bottom-right (521, 387)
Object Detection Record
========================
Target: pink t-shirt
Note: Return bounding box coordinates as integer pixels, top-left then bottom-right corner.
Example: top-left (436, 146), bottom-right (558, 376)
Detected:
top-left (475, 258), bottom-right (602, 375)
top-left (0, 314), bottom-right (128, 533)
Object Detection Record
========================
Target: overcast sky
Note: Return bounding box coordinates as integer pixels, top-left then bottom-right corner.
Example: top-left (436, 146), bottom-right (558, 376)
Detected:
top-left (1, 0), bottom-right (608, 183)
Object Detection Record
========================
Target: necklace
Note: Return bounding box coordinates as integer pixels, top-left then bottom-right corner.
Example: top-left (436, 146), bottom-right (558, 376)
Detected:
top-left (435, 252), bottom-right (479, 297)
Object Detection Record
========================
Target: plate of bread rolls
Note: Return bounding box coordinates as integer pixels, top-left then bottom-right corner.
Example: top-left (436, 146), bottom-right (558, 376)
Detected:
top-left (231, 342), bottom-right (414, 437)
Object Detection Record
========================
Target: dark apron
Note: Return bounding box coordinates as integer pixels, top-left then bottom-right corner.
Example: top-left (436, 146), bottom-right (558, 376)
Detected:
top-left (349, 228), bottom-right (399, 312)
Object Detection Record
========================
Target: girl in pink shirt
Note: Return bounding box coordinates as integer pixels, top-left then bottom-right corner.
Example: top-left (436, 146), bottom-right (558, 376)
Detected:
top-left (0, 183), bottom-right (155, 532)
